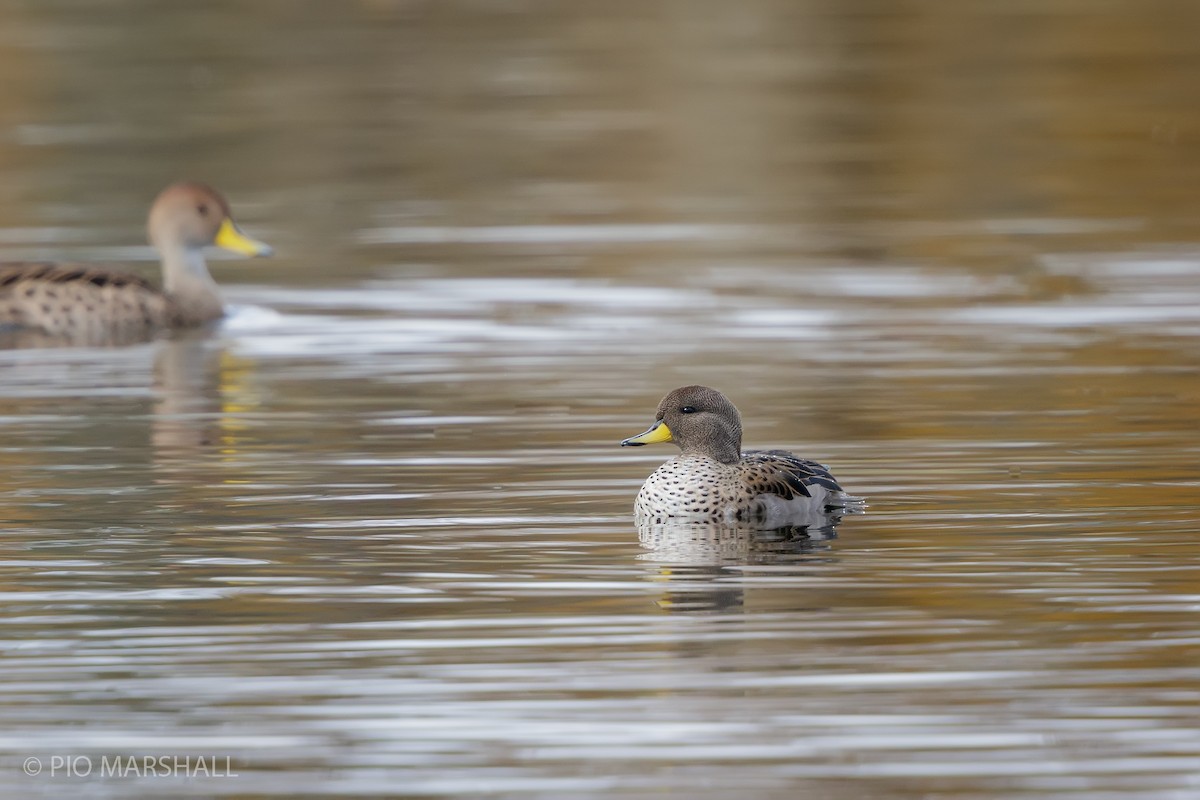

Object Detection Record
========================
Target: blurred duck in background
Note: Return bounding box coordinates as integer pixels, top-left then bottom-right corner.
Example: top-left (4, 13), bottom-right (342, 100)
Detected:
top-left (0, 182), bottom-right (272, 345)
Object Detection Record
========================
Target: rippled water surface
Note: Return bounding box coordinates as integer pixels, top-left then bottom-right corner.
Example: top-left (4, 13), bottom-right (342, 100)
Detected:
top-left (2, 3), bottom-right (1200, 798)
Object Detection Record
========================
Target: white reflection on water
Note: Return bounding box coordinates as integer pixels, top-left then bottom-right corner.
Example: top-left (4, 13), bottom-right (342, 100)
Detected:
top-left (355, 222), bottom-right (774, 245)
top-left (353, 218), bottom-right (1143, 247)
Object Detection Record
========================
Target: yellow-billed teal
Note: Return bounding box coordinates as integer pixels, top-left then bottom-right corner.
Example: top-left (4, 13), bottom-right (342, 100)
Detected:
top-left (621, 385), bottom-right (859, 526)
top-left (0, 182), bottom-right (272, 344)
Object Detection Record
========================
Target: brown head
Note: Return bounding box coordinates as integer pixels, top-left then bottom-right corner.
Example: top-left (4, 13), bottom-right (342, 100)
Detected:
top-left (620, 385), bottom-right (743, 464)
top-left (146, 182), bottom-right (273, 258)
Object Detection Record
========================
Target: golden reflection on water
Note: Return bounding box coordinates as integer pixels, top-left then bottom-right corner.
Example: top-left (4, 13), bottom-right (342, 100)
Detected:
top-left (0, 3), bottom-right (1199, 265)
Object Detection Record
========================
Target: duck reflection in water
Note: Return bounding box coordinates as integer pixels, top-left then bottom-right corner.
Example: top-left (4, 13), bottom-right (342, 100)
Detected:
top-left (152, 333), bottom-right (262, 481)
top-left (638, 520), bottom-right (840, 565)
top-left (637, 521), bottom-right (841, 614)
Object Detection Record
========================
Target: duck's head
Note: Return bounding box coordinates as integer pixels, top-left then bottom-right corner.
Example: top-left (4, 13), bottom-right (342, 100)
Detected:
top-left (147, 182), bottom-right (273, 259)
top-left (621, 385), bottom-right (743, 464)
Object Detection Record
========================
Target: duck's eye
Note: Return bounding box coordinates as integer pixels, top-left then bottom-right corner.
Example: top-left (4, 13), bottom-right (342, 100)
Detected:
top-left (680, 406), bottom-right (698, 414)
top-left (197, 203), bottom-right (209, 216)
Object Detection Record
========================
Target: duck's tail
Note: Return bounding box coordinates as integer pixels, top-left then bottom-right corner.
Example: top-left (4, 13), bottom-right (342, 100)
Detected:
top-left (825, 493), bottom-right (867, 514)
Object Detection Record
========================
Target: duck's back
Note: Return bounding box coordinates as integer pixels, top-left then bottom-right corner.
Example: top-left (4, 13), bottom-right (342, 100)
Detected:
top-left (740, 450), bottom-right (844, 497)
top-left (0, 262), bottom-right (180, 343)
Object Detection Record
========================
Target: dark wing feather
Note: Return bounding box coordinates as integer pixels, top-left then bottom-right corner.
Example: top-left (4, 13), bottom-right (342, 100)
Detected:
top-left (742, 449), bottom-right (844, 499)
top-left (0, 262), bottom-right (156, 291)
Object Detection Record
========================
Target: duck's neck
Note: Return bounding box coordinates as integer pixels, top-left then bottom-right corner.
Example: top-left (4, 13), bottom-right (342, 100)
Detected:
top-left (160, 244), bottom-right (224, 324)
top-left (683, 430), bottom-right (742, 465)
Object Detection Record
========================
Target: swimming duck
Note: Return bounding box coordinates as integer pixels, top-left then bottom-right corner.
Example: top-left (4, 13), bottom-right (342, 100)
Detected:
top-left (621, 385), bottom-right (858, 526)
top-left (0, 182), bottom-right (272, 343)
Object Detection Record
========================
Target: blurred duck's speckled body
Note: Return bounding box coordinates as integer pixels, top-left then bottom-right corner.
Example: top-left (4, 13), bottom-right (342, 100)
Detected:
top-left (0, 182), bottom-right (272, 344)
top-left (621, 385), bottom-right (860, 526)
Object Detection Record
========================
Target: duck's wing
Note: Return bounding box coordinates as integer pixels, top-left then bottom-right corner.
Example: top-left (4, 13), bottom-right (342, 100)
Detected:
top-left (0, 262), bottom-right (175, 339)
top-left (0, 262), bottom-right (157, 292)
top-left (741, 449), bottom-right (845, 498)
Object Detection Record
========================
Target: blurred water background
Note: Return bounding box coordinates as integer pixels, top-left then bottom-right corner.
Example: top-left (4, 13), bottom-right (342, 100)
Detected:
top-left (1, 1), bottom-right (1199, 797)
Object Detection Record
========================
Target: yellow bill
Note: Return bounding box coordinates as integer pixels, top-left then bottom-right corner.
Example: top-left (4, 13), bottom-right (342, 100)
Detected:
top-left (621, 420), bottom-right (673, 446)
top-left (215, 217), bottom-right (274, 257)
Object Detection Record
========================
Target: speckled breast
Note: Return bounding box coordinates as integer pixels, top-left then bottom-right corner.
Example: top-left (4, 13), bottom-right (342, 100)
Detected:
top-left (634, 455), bottom-right (739, 522)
